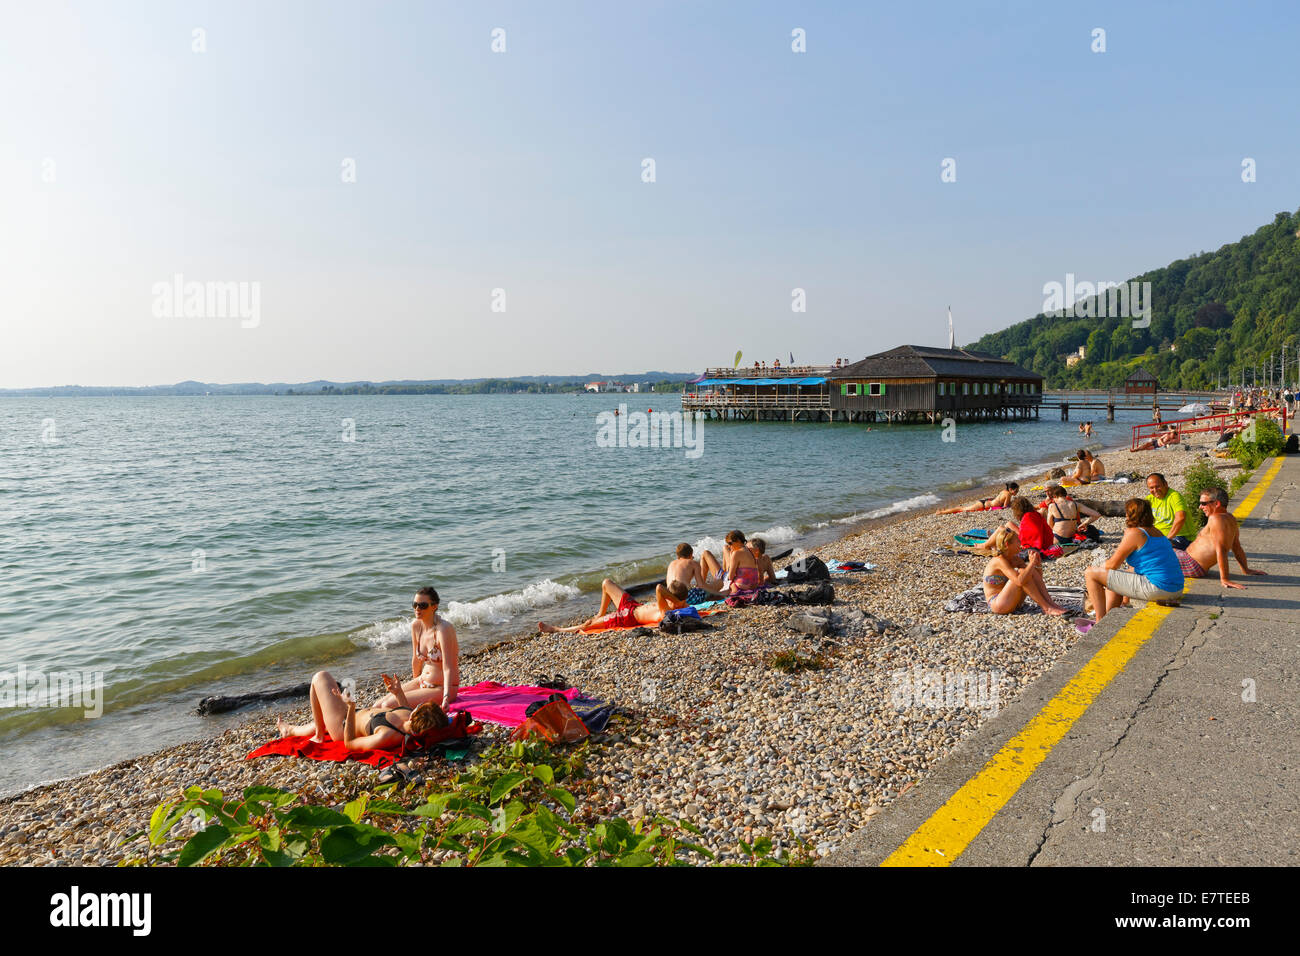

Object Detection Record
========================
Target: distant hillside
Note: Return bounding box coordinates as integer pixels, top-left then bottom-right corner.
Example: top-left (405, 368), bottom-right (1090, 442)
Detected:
top-left (0, 372), bottom-right (700, 397)
top-left (969, 208), bottom-right (1300, 389)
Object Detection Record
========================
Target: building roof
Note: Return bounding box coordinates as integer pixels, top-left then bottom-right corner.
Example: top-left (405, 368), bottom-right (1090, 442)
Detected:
top-left (1125, 367), bottom-right (1158, 382)
top-left (833, 345), bottom-right (1041, 382)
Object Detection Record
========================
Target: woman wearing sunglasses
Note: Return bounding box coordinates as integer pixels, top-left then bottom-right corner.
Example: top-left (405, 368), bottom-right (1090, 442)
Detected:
top-left (373, 587), bottom-right (460, 713)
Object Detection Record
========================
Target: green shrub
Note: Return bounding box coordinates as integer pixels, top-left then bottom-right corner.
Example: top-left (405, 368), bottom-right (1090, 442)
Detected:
top-left (1229, 418), bottom-right (1285, 469)
top-left (131, 740), bottom-right (808, 867)
top-left (1229, 470), bottom-right (1253, 496)
top-left (1180, 461), bottom-right (1227, 539)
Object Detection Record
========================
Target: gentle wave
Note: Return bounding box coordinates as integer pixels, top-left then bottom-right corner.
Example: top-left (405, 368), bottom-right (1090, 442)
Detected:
top-left (832, 493), bottom-right (943, 523)
top-left (441, 579), bottom-right (582, 629)
top-left (693, 524), bottom-right (799, 556)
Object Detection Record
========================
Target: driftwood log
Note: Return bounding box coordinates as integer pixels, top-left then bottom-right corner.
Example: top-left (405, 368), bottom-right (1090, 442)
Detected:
top-left (1071, 497), bottom-right (1129, 518)
top-left (196, 682), bottom-right (312, 716)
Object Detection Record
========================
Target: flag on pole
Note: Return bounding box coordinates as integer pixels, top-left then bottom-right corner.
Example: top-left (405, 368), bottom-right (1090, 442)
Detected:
top-left (790, 352), bottom-right (795, 365)
top-left (948, 307), bottom-right (955, 350)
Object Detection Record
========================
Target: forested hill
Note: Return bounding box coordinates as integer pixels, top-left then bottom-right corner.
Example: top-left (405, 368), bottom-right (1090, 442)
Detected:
top-left (968, 208), bottom-right (1300, 389)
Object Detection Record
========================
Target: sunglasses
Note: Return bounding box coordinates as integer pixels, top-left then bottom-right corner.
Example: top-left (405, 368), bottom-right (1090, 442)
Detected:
top-left (412, 601), bottom-right (432, 610)
top-left (1198, 501), bottom-right (1213, 508)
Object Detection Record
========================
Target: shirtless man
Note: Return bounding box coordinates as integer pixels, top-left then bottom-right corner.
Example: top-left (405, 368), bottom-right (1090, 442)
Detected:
top-left (1072, 449), bottom-right (1105, 484)
top-left (538, 578), bottom-right (687, 633)
top-left (747, 537), bottom-right (777, 586)
top-left (666, 543), bottom-right (724, 604)
top-left (1174, 487), bottom-right (1267, 589)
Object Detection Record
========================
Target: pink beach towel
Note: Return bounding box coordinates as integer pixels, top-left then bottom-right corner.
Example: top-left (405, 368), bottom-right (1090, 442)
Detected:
top-left (448, 680), bottom-right (585, 728)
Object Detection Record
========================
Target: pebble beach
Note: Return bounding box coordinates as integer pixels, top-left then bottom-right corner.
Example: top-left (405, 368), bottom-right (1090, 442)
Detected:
top-left (0, 436), bottom-right (1242, 866)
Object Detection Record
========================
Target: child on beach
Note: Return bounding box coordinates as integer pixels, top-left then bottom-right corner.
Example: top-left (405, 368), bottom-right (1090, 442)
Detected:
top-left (981, 528), bottom-right (1069, 615)
top-left (666, 543), bottom-right (725, 604)
top-left (747, 536), bottom-right (777, 586)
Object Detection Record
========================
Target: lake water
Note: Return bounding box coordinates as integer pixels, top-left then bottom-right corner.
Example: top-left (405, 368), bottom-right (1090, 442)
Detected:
top-left (0, 394), bottom-right (1146, 794)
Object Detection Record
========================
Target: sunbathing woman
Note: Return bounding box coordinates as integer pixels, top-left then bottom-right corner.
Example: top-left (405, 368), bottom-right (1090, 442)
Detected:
top-left (538, 578), bottom-right (688, 633)
top-left (1043, 484), bottom-right (1102, 543)
top-left (981, 528), bottom-right (1070, 616)
top-left (373, 587), bottom-right (459, 711)
top-left (277, 671), bottom-right (447, 749)
top-left (935, 482), bottom-right (1019, 514)
top-left (722, 530), bottom-right (763, 592)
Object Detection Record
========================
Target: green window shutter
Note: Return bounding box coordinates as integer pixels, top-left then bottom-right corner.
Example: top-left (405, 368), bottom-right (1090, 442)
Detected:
top-left (840, 384), bottom-right (848, 395)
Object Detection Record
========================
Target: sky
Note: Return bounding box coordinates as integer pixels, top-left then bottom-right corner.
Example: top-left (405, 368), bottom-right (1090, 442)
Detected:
top-left (2, 0), bottom-right (1299, 387)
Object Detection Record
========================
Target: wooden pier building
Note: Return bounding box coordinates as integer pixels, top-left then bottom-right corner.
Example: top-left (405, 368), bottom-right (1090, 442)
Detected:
top-left (682, 346), bottom-right (1043, 424)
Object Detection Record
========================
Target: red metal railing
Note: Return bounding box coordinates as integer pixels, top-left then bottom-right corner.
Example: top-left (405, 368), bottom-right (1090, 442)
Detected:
top-left (1130, 407), bottom-right (1287, 451)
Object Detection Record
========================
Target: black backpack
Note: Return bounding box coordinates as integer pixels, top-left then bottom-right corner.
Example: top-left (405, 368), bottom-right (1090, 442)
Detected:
top-left (783, 555), bottom-right (830, 584)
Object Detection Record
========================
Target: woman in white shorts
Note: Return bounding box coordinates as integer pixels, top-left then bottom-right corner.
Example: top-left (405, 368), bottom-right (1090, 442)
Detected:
top-left (1084, 498), bottom-right (1184, 623)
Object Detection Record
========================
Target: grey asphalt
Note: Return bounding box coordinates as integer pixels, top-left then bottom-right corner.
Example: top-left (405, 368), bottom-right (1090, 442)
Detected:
top-left (826, 455), bottom-right (1300, 866)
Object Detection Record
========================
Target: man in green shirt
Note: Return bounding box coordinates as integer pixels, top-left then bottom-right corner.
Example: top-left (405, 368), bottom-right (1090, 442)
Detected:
top-left (1146, 473), bottom-right (1189, 549)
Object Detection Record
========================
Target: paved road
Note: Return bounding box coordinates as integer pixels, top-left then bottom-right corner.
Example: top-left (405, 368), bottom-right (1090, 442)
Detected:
top-left (828, 455), bottom-right (1299, 866)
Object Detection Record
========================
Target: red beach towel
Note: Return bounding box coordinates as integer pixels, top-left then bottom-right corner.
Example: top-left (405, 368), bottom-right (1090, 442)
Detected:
top-left (446, 681), bottom-right (588, 728)
top-left (246, 711), bottom-right (476, 768)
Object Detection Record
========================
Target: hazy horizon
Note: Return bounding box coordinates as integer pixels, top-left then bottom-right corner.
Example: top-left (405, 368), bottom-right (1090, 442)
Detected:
top-left (5, 1), bottom-right (1298, 388)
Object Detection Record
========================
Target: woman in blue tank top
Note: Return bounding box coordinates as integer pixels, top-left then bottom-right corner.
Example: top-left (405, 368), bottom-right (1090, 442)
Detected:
top-left (1084, 498), bottom-right (1184, 623)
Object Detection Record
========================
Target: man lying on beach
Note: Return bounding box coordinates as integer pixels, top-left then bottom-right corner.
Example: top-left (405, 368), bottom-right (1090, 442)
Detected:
top-left (1135, 425), bottom-right (1180, 451)
top-left (747, 537), bottom-right (777, 585)
top-left (1173, 487), bottom-right (1267, 589)
top-left (538, 577), bottom-right (688, 633)
top-left (666, 543), bottom-right (725, 604)
top-left (1071, 450), bottom-right (1105, 484)
top-left (934, 482), bottom-right (1019, 514)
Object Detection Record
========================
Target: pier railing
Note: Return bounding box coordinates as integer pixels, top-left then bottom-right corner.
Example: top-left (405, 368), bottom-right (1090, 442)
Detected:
top-left (682, 392), bottom-right (831, 409)
top-left (701, 366), bottom-right (833, 379)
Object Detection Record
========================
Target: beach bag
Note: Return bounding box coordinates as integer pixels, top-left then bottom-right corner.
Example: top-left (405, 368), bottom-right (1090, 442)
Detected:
top-left (510, 697), bottom-right (589, 744)
top-left (783, 555), bottom-right (830, 583)
top-left (659, 608), bottom-right (713, 634)
top-left (790, 581), bottom-right (834, 605)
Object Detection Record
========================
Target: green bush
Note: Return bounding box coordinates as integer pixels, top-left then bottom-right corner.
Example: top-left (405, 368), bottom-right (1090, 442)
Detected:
top-left (1229, 418), bottom-right (1285, 469)
top-left (132, 740), bottom-right (807, 867)
top-left (1229, 470), bottom-right (1254, 496)
top-left (1180, 461), bottom-right (1227, 539)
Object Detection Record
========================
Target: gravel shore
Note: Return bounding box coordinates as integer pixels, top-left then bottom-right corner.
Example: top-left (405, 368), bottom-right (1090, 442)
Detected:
top-left (0, 437), bottom-right (1240, 865)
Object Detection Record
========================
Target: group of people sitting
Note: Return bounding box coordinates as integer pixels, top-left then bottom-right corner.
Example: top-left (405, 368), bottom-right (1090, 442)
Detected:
top-left (279, 587), bottom-right (462, 751)
top-left (538, 531), bottom-right (776, 634)
top-left (974, 472), bottom-right (1264, 619)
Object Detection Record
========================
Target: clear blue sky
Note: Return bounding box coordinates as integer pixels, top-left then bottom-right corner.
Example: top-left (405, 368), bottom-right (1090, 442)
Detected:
top-left (3, 0), bottom-right (1298, 386)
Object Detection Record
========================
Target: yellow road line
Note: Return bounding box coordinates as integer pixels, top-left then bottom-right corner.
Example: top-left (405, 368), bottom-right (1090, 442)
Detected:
top-left (881, 456), bottom-right (1288, 867)
top-left (1232, 456), bottom-right (1285, 520)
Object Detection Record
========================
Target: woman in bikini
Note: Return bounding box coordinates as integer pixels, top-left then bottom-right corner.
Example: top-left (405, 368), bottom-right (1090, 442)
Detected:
top-left (722, 530), bottom-right (763, 593)
top-left (981, 528), bottom-right (1070, 616)
top-left (1044, 484), bottom-right (1102, 543)
top-left (373, 587), bottom-right (460, 712)
top-left (277, 671), bottom-right (447, 749)
top-left (935, 482), bottom-right (1019, 515)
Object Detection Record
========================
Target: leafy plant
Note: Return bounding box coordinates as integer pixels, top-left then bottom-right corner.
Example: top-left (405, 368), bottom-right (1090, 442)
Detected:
top-left (765, 650), bottom-right (827, 673)
top-left (1229, 469), bottom-right (1253, 496)
top-left (133, 739), bottom-right (832, 867)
